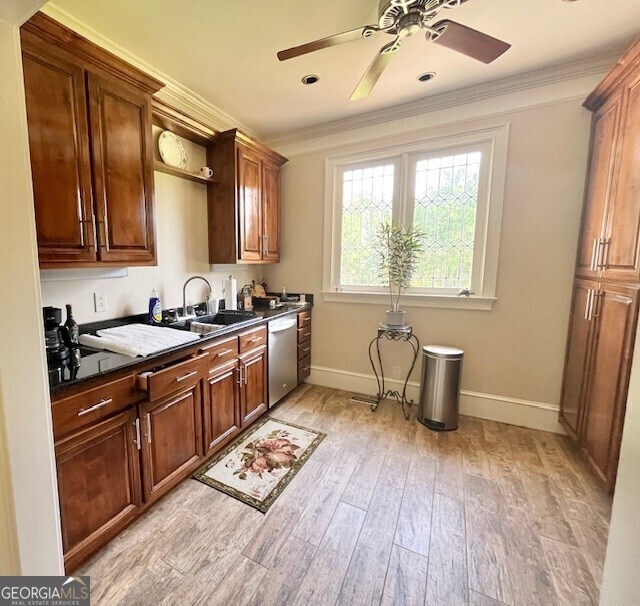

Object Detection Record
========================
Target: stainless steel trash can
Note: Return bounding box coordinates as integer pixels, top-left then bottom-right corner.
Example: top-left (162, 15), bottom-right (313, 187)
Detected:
top-left (418, 345), bottom-right (463, 431)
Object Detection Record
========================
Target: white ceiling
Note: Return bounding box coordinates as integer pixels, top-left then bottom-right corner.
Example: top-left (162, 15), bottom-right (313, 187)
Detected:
top-left (48, 0), bottom-right (640, 138)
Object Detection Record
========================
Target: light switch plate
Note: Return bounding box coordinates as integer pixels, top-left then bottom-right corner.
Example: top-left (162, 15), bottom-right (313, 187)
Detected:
top-left (94, 292), bottom-right (107, 313)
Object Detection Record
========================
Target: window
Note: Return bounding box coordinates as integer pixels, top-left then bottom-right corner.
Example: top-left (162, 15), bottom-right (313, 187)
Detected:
top-left (323, 125), bottom-right (508, 310)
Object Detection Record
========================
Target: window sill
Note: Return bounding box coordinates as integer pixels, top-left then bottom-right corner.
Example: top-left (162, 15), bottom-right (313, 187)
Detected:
top-left (321, 291), bottom-right (496, 311)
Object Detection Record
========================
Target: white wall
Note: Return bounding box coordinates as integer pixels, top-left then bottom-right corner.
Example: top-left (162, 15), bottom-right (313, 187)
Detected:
top-left (599, 319), bottom-right (640, 604)
top-left (264, 96), bottom-right (594, 432)
top-left (0, 16), bottom-right (63, 574)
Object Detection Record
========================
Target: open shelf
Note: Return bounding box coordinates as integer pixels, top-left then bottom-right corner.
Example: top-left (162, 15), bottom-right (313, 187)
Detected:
top-left (153, 162), bottom-right (215, 184)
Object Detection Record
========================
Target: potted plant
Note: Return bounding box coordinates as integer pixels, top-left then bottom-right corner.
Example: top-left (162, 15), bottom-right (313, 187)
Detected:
top-left (375, 222), bottom-right (425, 327)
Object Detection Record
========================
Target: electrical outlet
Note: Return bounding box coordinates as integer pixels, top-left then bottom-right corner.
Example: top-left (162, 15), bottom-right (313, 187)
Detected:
top-left (94, 292), bottom-right (107, 313)
top-left (392, 365), bottom-right (402, 379)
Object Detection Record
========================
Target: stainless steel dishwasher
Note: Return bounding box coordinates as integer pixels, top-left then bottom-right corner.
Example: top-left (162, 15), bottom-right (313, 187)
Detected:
top-left (268, 315), bottom-right (299, 407)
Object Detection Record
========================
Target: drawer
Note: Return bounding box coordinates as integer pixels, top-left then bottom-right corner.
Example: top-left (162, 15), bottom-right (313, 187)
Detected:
top-left (137, 352), bottom-right (208, 401)
top-left (298, 355), bottom-right (311, 383)
top-left (298, 326), bottom-right (312, 344)
top-left (52, 374), bottom-right (138, 439)
top-left (200, 335), bottom-right (239, 367)
top-left (298, 340), bottom-right (311, 361)
top-left (239, 326), bottom-right (267, 354)
top-left (297, 310), bottom-right (311, 328)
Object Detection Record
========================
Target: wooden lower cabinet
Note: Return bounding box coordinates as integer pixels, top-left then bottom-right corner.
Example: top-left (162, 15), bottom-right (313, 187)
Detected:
top-left (559, 280), bottom-right (596, 438)
top-left (297, 309), bottom-right (312, 384)
top-left (52, 321), bottom-right (279, 571)
top-left (240, 346), bottom-right (268, 426)
top-left (582, 282), bottom-right (639, 489)
top-left (203, 359), bottom-right (241, 456)
top-left (140, 379), bottom-right (203, 504)
top-left (55, 409), bottom-right (142, 572)
top-left (560, 279), bottom-right (639, 492)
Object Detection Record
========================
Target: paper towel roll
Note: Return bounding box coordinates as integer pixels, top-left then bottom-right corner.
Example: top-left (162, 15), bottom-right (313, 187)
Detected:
top-left (224, 277), bottom-right (237, 310)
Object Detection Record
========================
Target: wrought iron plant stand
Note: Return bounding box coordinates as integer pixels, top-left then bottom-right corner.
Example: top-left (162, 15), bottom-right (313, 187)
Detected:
top-left (368, 324), bottom-right (420, 420)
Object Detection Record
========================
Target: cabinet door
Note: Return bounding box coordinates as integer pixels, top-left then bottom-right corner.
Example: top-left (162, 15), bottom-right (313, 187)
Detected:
top-left (203, 360), bottom-right (240, 456)
top-left (601, 74), bottom-right (640, 282)
top-left (262, 160), bottom-right (281, 262)
top-left (55, 409), bottom-right (141, 572)
top-left (582, 283), bottom-right (639, 490)
top-left (559, 280), bottom-right (596, 438)
top-left (240, 347), bottom-right (267, 426)
top-left (141, 383), bottom-right (202, 503)
top-left (576, 93), bottom-right (621, 279)
top-left (22, 48), bottom-right (96, 264)
top-left (237, 145), bottom-right (263, 261)
top-left (88, 73), bottom-right (156, 265)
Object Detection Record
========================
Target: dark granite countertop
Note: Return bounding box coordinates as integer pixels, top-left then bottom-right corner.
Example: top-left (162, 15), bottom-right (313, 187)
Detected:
top-left (48, 303), bottom-right (310, 397)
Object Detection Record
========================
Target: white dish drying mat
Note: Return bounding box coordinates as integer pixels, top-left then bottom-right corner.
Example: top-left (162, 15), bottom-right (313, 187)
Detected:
top-left (79, 324), bottom-right (200, 357)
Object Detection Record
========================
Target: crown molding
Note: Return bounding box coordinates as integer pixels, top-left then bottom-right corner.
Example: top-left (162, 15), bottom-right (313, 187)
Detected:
top-left (42, 3), bottom-right (256, 137)
top-left (265, 50), bottom-right (621, 149)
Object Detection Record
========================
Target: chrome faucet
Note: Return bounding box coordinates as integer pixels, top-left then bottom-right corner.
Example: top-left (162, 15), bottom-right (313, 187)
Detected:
top-left (182, 275), bottom-right (212, 318)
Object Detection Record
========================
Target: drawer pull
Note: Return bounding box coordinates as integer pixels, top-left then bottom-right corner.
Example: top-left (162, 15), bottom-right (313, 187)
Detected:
top-left (303, 331), bottom-right (311, 338)
top-left (302, 346), bottom-right (311, 353)
top-left (249, 336), bottom-right (264, 344)
top-left (175, 370), bottom-right (198, 382)
top-left (216, 348), bottom-right (234, 358)
top-left (302, 365), bottom-right (310, 372)
top-left (300, 317), bottom-right (311, 325)
top-left (77, 398), bottom-right (112, 416)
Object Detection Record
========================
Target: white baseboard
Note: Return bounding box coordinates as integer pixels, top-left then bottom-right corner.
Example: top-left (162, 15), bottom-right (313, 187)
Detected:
top-left (308, 365), bottom-right (566, 435)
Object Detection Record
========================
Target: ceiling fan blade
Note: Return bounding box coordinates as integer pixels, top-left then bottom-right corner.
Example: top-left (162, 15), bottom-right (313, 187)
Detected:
top-left (350, 38), bottom-right (401, 101)
top-left (429, 19), bottom-right (510, 64)
top-left (277, 26), bottom-right (378, 61)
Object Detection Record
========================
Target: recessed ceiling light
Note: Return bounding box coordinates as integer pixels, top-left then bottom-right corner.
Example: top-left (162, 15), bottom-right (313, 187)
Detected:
top-left (301, 74), bottom-right (319, 85)
top-left (417, 72), bottom-right (436, 82)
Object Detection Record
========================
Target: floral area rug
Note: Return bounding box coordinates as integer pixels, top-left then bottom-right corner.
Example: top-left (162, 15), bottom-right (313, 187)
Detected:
top-left (193, 417), bottom-right (326, 513)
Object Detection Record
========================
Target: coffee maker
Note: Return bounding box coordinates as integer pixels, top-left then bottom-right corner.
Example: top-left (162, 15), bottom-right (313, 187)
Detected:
top-left (43, 306), bottom-right (71, 362)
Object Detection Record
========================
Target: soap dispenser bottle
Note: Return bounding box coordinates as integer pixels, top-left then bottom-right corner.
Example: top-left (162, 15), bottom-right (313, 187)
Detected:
top-left (148, 289), bottom-right (162, 324)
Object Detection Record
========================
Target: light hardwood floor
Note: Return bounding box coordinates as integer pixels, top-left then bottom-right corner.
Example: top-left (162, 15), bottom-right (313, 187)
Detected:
top-left (78, 384), bottom-right (611, 605)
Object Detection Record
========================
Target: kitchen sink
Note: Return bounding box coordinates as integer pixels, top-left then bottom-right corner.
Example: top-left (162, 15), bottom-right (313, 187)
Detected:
top-left (197, 310), bottom-right (257, 325)
top-left (163, 309), bottom-right (258, 333)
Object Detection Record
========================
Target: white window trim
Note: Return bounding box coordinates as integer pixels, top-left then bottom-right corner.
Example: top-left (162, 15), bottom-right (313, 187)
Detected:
top-left (321, 123), bottom-right (510, 311)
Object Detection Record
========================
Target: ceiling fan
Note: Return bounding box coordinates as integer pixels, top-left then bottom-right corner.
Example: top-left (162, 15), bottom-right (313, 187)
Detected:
top-left (277, 0), bottom-right (511, 101)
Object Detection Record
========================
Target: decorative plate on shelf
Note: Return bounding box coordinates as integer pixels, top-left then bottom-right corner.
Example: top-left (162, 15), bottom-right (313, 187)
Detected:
top-left (158, 130), bottom-right (187, 169)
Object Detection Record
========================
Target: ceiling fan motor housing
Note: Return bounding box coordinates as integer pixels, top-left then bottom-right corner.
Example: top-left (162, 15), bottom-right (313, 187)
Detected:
top-left (378, 0), bottom-right (464, 31)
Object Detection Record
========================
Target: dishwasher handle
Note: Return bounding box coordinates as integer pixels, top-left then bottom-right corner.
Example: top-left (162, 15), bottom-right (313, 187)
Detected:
top-left (268, 317), bottom-right (298, 333)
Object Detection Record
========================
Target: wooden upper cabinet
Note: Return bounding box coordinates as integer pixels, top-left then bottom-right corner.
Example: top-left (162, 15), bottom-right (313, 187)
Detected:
top-left (576, 93), bottom-right (621, 279)
top-left (601, 73), bottom-right (640, 282)
top-left (88, 74), bottom-right (156, 263)
top-left (207, 129), bottom-right (287, 264)
top-left (20, 13), bottom-right (163, 268)
top-left (262, 160), bottom-right (281, 262)
top-left (581, 44), bottom-right (640, 283)
top-left (22, 48), bottom-right (96, 264)
top-left (237, 144), bottom-right (263, 262)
